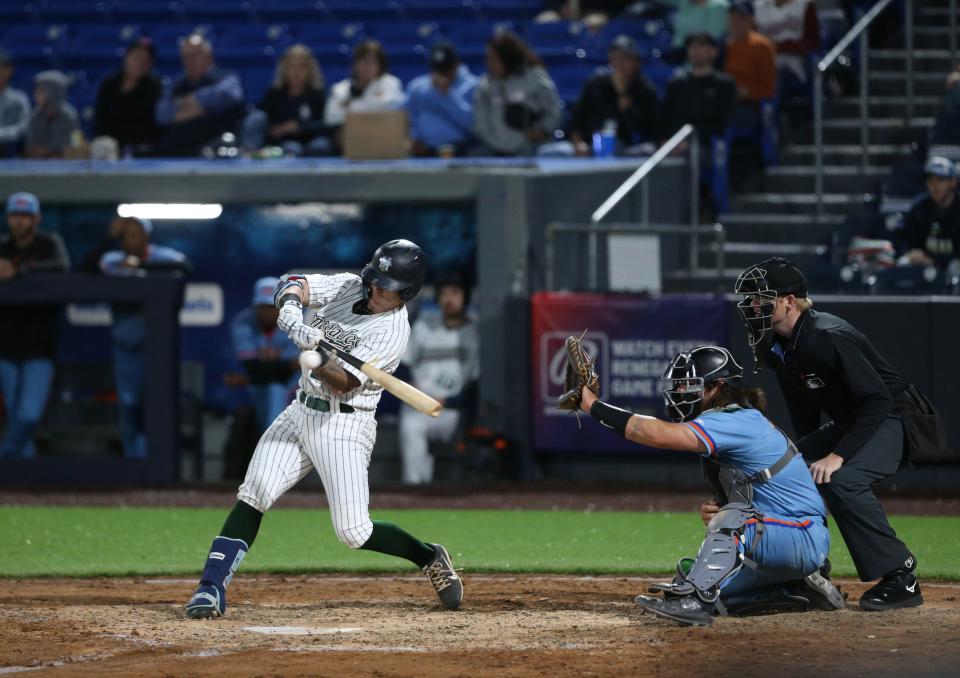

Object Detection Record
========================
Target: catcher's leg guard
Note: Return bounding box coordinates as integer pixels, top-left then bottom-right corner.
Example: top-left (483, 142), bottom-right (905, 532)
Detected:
top-left (649, 504), bottom-right (757, 605)
top-left (186, 536), bottom-right (248, 619)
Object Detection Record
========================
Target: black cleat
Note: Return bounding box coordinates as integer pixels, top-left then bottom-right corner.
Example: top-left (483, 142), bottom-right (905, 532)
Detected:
top-left (860, 572), bottom-right (923, 611)
top-left (422, 543), bottom-right (463, 610)
top-left (803, 569), bottom-right (847, 610)
top-left (635, 594), bottom-right (715, 627)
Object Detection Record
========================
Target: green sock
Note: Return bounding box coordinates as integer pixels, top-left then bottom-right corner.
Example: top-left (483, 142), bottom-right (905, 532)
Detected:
top-left (219, 500), bottom-right (263, 548)
top-left (359, 520), bottom-right (436, 568)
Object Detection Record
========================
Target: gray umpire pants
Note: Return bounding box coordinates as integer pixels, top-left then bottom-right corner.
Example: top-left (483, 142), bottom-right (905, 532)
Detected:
top-left (797, 415), bottom-right (912, 582)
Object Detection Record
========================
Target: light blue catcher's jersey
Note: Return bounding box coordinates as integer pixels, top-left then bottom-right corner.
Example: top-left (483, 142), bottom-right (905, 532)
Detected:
top-left (685, 406), bottom-right (826, 522)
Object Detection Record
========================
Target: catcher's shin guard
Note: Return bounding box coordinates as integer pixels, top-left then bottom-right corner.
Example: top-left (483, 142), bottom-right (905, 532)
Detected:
top-left (648, 504), bottom-right (756, 605)
top-left (185, 536), bottom-right (248, 619)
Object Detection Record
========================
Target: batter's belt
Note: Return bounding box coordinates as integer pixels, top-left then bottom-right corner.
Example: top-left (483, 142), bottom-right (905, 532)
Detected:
top-left (297, 390), bottom-right (355, 414)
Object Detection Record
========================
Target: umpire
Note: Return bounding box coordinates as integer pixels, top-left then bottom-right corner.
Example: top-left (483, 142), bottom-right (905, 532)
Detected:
top-left (733, 257), bottom-right (948, 611)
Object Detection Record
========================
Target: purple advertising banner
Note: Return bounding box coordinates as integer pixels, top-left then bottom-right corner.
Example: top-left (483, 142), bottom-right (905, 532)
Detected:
top-left (531, 292), bottom-right (728, 453)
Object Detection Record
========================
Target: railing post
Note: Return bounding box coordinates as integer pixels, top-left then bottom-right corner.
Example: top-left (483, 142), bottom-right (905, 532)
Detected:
top-left (546, 224), bottom-right (555, 291)
top-left (690, 133), bottom-right (700, 272)
top-left (906, 0), bottom-right (914, 125)
top-left (814, 69), bottom-right (824, 220)
top-left (641, 179), bottom-right (650, 225)
top-left (588, 224), bottom-right (597, 291)
top-left (860, 28), bottom-right (869, 177)
top-left (951, 0), bottom-right (957, 61)
top-left (714, 222), bottom-right (725, 287)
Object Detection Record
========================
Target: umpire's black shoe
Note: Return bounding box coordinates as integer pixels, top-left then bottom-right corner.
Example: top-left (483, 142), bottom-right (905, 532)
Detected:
top-left (423, 543), bottom-right (463, 611)
top-left (860, 571), bottom-right (923, 611)
top-left (635, 594), bottom-right (715, 627)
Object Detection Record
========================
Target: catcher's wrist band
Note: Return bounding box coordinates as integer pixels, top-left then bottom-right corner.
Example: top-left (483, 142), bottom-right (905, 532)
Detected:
top-left (277, 293), bottom-right (302, 309)
top-left (589, 400), bottom-right (632, 437)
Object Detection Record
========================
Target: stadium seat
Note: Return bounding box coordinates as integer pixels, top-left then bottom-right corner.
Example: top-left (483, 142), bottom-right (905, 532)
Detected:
top-left (364, 21), bottom-right (439, 48)
top-left (182, 0), bottom-right (256, 23)
top-left (217, 24), bottom-right (293, 64)
top-left (478, 0), bottom-right (541, 21)
top-left (109, 0), bottom-right (185, 24)
top-left (869, 266), bottom-right (947, 295)
top-left (243, 66), bottom-right (276, 103)
top-left (325, 0), bottom-right (403, 23)
top-left (403, 0), bottom-right (480, 22)
top-left (252, 0), bottom-right (330, 23)
top-left (37, 0), bottom-right (110, 24)
top-left (524, 21), bottom-right (588, 55)
top-left (60, 24), bottom-right (142, 69)
top-left (550, 62), bottom-right (594, 104)
top-left (0, 1), bottom-right (37, 24)
top-left (0, 23), bottom-right (68, 67)
top-left (295, 21), bottom-right (366, 46)
top-left (641, 59), bottom-right (677, 98)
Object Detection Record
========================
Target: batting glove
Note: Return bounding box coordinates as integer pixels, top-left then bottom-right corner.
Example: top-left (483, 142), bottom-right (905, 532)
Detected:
top-left (277, 297), bottom-right (305, 333)
top-left (288, 323), bottom-right (323, 351)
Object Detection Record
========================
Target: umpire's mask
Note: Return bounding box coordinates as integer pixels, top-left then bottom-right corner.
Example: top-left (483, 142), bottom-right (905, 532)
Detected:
top-left (734, 257), bottom-right (808, 352)
top-left (661, 346), bottom-right (743, 422)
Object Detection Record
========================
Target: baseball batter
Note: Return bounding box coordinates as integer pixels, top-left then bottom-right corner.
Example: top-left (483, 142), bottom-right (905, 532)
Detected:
top-left (185, 240), bottom-right (463, 619)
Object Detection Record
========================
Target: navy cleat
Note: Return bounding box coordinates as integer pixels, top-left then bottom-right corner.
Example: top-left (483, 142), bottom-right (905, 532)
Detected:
top-left (422, 543), bottom-right (463, 610)
top-left (185, 583), bottom-right (224, 619)
top-left (635, 594), bottom-right (715, 627)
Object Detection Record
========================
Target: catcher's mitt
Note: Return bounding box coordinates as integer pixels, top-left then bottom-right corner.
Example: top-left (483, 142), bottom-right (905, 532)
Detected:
top-left (557, 334), bottom-right (600, 412)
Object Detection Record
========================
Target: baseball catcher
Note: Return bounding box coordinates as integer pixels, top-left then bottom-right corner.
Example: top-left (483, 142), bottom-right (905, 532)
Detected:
top-left (560, 341), bottom-right (845, 626)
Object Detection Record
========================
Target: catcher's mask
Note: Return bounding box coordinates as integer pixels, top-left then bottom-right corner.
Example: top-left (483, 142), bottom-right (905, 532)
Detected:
top-left (661, 346), bottom-right (743, 422)
top-left (733, 257), bottom-right (808, 350)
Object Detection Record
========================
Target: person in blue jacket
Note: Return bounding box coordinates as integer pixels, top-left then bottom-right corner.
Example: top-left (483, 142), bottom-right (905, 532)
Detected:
top-left (100, 216), bottom-right (189, 458)
top-left (405, 42), bottom-right (477, 157)
top-left (578, 345), bottom-right (845, 626)
top-left (230, 277), bottom-right (299, 432)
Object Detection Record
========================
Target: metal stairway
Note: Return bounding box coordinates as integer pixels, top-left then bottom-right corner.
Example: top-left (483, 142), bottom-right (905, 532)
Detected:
top-left (667, 0), bottom-right (956, 290)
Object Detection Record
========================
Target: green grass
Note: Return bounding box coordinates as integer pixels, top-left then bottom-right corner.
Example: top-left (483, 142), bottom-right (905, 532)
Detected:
top-left (0, 506), bottom-right (957, 579)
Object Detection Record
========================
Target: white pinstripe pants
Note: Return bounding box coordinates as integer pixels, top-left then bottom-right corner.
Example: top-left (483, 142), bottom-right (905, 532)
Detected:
top-left (238, 400), bottom-right (377, 548)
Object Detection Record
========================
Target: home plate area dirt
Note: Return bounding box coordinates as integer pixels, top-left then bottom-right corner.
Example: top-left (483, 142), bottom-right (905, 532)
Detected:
top-left (1, 575), bottom-right (958, 677)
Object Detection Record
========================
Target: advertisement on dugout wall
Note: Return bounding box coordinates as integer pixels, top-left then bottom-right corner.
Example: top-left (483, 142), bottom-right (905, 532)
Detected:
top-left (531, 292), bottom-right (728, 453)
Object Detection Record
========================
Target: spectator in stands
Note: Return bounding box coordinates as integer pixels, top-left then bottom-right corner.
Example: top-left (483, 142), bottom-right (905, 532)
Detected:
top-left (569, 35), bottom-right (659, 156)
top-left (535, 0), bottom-right (625, 30)
top-left (473, 32), bottom-right (564, 156)
top-left (0, 192), bottom-right (70, 459)
top-left (399, 272), bottom-right (479, 485)
top-left (100, 217), bottom-right (190, 458)
top-left (663, 0), bottom-right (731, 60)
top-left (93, 37), bottom-right (163, 156)
top-left (405, 42), bottom-right (478, 157)
top-left (661, 33), bottom-right (737, 147)
top-left (324, 40), bottom-right (404, 147)
top-left (24, 70), bottom-right (80, 159)
top-left (242, 44), bottom-right (331, 157)
top-left (0, 50), bottom-right (30, 158)
top-left (753, 0), bottom-right (821, 85)
top-left (153, 33), bottom-right (245, 157)
top-left (898, 157), bottom-right (960, 274)
top-left (230, 277), bottom-right (299, 432)
top-left (932, 63), bottom-right (960, 145)
top-left (724, 1), bottom-right (776, 104)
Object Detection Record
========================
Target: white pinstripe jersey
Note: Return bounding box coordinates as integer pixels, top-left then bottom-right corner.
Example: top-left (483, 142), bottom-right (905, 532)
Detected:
top-left (299, 272), bottom-right (410, 411)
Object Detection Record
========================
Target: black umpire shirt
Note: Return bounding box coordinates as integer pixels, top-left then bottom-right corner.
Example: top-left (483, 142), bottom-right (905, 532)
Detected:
top-left (0, 232), bottom-right (70, 360)
top-left (761, 309), bottom-right (909, 460)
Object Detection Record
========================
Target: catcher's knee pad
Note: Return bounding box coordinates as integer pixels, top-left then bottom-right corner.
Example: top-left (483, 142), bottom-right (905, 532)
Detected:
top-left (682, 504), bottom-right (758, 602)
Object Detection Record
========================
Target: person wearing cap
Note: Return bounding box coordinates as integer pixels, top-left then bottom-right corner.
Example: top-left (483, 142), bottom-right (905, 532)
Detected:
top-left (0, 192), bottom-right (70, 458)
top-left (0, 50), bottom-right (31, 157)
top-left (93, 37), bottom-right (163, 154)
top-left (569, 35), bottom-right (659, 157)
top-left (242, 44), bottom-right (330, 157)
top-left (153, 33), bottom-right (245, 157)
top-left (229, 277), bottom-right (300, 433)
top-left (899, 156), bottom-right (960, 272)
top-left (724, 2), bottom-right (776, 103)
top-left (24, 70), bottom-right (80, 159)
top-left (734, 257), bottom-right (945, 611)
top-left (399, 271), bottom-right (479, 484)
top-left (405, 42), bottom-right (478, 157)
top-left (99, 217), bottom-right (190, 459)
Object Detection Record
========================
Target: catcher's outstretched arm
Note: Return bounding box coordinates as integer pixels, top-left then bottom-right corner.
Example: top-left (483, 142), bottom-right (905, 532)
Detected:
top-left (581, 387), bottom-right (705, 453)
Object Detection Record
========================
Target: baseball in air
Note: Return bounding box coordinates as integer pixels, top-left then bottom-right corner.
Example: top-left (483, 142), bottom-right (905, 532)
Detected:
top-left (299, 350), bottom-right (322, 370)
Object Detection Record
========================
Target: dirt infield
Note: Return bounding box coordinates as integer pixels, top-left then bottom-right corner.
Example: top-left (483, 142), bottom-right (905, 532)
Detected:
top-left (1, 574), bottom-right (958, 677)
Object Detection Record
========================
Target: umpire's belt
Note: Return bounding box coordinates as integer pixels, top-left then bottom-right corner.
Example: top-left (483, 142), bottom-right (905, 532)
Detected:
top-left (297, 390), bottom-right (354, 414)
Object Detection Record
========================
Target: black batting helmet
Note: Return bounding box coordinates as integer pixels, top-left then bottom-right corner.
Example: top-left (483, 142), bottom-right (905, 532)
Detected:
top-left (361, 239), bottom-right (427, 302)
top-left (661, 346), bottom-right (743, 422)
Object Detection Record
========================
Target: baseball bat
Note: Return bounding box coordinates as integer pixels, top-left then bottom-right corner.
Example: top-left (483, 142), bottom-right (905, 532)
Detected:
top-left (316, 337), bottom-right (442, 417)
